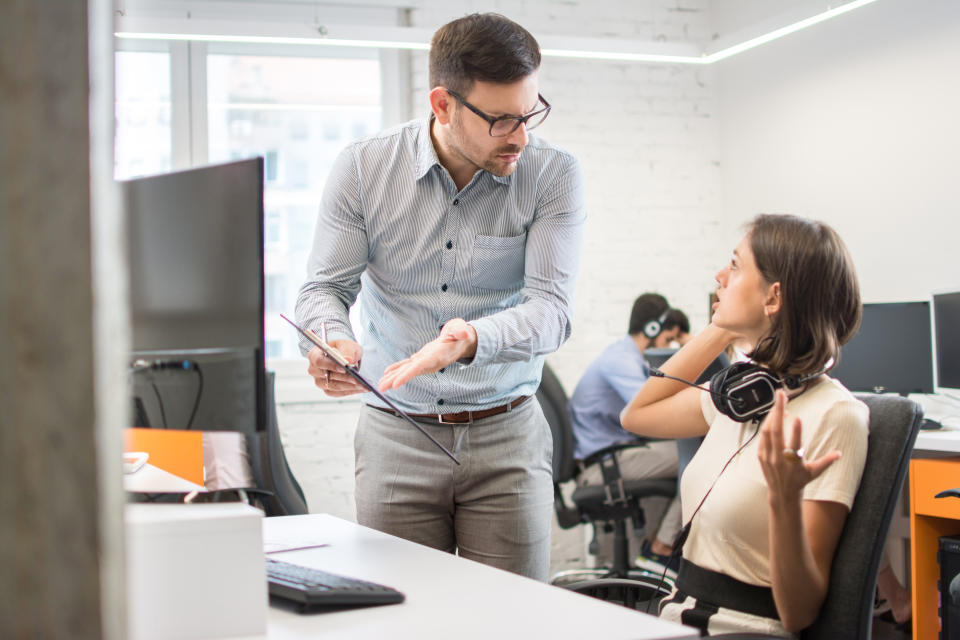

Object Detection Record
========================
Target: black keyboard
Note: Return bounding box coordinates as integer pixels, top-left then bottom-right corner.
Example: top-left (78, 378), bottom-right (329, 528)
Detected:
top-left (266, 557), bottom-right (405, 609)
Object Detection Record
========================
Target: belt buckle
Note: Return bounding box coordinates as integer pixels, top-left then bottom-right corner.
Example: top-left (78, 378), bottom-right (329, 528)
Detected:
top-left (438, 411), bottom-right (472, 425)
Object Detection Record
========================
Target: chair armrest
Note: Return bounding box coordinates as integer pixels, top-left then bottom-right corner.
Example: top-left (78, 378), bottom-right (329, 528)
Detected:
top-left (581, 440), bottom-right (652, 469)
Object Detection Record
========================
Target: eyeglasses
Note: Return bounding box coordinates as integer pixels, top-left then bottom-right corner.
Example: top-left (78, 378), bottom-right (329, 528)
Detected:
top-left (445, 89), bottom-right (551, 137)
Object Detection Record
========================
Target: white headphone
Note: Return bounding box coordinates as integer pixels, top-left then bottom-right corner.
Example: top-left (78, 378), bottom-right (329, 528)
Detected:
top-left (642, 310), bottom-right (670, 339)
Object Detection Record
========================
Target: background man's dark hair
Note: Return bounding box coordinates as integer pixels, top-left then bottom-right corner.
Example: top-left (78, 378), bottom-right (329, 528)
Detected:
top-left (662, 308), bottom-right (690, 335)
top-left (628, 293), bottom-right (670, 336)
top-left (429, 13), bottom-right (541, 96)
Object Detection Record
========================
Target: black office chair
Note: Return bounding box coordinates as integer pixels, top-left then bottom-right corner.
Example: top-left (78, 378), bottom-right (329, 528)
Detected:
top-left (540, 362), bottom-right (676, 609)
top-left (248, 371), bottom-right (309, 517)
top-left (542, 350), bottom-right (732, 609)
top-left (795, 393), bottom-right (922, 640)
top-left (681, 393), bottom-right (923, 639)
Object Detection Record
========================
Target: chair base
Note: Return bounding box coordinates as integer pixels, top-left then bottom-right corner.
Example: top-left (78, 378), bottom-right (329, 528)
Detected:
top-left (551, 566), bottom-right (674, 588)
top-left (556, 575), bottom-right (674, 612)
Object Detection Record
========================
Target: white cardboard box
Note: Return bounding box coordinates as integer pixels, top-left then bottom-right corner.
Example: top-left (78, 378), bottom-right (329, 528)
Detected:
top-left (125, 502), bottom-right (267, 639)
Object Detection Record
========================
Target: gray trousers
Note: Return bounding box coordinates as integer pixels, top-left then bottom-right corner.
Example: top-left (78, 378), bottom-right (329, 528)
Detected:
top-left (354, 397), bottom-right (554, 581)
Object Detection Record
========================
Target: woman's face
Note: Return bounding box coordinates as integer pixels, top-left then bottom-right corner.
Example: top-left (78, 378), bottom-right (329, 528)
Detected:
top-left (712, 234), bottom-right (779, 346)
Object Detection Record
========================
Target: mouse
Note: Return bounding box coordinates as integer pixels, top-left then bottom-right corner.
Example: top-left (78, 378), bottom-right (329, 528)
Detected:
top-left (920, 417), bottom-right (943, 431)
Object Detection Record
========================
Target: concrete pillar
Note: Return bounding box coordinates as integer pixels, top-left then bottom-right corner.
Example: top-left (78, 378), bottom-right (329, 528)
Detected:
top-left (0, 1), bottom-right (125, 637)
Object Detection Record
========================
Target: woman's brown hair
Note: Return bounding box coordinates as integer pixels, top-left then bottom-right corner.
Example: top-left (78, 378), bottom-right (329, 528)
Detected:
top-left (746, 214), bottom-right (862, 377)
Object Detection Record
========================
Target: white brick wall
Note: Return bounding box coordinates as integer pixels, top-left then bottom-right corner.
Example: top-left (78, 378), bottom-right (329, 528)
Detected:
top-left (278, 0), bottom-right (721, 578)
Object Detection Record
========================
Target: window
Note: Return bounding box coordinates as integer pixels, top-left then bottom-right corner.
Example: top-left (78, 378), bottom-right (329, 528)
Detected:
top-left (114, 41), bottom-right (386, 362)
top-left (115, 50), bottom-right (172, 179)
top-left (207, 53), bottom-right (382, 360)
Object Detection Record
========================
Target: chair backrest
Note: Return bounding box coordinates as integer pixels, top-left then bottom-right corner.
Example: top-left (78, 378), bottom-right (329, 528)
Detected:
top-left (248, 371), bottom-right (309, 517)
top-left (802, 393), bottom-right (923, 640)
top-left (538, 363), bottom-right (577, 484)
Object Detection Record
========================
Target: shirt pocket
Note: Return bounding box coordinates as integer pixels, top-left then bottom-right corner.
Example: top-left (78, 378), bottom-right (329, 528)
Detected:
top-left (471, 233), bottom-right (526, 291)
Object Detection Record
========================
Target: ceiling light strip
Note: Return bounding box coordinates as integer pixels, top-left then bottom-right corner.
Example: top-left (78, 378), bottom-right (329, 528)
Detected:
top-left (704, 0), bottom-right (882, 63)
top-left (114, 0), bottom-right (882, 65)
top-left (540, 48), bottom-right (705, 64)
top-left (114, 32), bottom-right (430, 50)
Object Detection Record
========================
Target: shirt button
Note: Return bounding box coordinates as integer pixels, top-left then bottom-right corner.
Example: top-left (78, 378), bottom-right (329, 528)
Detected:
top-left (441, 283), bottom-right (448, 292)
top-left (438, 399), bottom-right (445, 406)
top-left (439, 368), bottom-right (445, 374)
top-left (452, 198), bottom-right (460, 206)
top-left (446, 240), bottom-right (453, 249)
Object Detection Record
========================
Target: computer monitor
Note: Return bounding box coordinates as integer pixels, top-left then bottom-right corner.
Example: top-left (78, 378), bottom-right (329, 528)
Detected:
top-left (122, 158), bottom-right (266, 434)
top-left (830, 301), bottom-right (934, 395)
top-left (934, 291), bottom-right (960, 391)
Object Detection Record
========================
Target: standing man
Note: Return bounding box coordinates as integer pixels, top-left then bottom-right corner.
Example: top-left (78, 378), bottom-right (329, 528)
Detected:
top-left (295, 13), bottom-right (585, 581)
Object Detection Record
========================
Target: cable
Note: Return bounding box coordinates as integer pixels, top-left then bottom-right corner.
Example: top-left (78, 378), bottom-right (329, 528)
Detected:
top-left (150, 381), bottom-right (169, 429)
top-left (649, 368), bottom-right (745, 408)
top-left (644, 418), bottom-right (762, 614)
top-left (185, 364), bottom-right (204, 430)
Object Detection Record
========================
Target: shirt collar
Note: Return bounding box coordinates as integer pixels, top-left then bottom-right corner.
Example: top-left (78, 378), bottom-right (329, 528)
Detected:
top-left (412, 114), bottom-right (515, 185)
top-left (413, 115), bottom-right (440, 181)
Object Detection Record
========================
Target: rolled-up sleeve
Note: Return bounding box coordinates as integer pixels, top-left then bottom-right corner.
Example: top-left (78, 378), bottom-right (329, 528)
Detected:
top-left (469, 155), bottom-right (585, 366)
top-left (294, 145), bottom-right (367, 354)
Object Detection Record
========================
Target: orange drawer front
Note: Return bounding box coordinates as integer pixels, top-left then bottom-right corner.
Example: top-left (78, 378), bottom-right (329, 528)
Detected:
top-left (911, 459), bottom-right (960, 519)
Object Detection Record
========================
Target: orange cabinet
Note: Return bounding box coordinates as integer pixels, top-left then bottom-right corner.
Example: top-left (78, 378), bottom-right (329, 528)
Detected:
top-left (910, 458), bottom-right (960, 639)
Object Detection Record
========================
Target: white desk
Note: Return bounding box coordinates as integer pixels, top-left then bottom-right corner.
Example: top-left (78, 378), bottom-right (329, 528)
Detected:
top-left (263, 514), bottom-right (696, 640)
top-left (914, 426), bottom-right (960, 453)
top-left (123, 462), bottom-right (207, 493)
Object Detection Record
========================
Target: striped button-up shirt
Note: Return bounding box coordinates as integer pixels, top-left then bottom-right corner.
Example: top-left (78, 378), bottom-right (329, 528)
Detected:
top-left (296, 116), bottom-right (585, 414)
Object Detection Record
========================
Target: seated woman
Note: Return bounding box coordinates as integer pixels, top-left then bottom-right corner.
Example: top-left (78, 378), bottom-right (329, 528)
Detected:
top-left (620, 214), bottom-right (868, 636)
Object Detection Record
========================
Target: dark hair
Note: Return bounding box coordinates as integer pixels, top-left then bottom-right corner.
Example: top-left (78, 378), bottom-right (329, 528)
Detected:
top-left (746, 214), bottom-right (862, 377)
top-left (662, 308), bottom-right (690, 335)
top-left (628, 293), bottom-right (670, 336)
top-left (429, 13), bottom-right (541, 96)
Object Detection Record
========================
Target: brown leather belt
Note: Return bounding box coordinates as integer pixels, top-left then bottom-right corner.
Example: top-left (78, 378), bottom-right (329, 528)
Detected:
top-left (369, 396), bottom-right (530, 424)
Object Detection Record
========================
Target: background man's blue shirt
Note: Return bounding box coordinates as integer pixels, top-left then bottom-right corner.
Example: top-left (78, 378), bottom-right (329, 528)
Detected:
top-left (568, 335), bottom-right (649, 460)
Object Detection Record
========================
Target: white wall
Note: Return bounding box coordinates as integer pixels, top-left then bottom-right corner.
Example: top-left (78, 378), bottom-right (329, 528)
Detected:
top-left (716, 0), bottom-right (960, 302)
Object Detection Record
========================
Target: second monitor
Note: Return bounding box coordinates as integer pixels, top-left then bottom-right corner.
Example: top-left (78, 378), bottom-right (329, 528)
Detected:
top-left (830, 301), bottom-right (934, 396)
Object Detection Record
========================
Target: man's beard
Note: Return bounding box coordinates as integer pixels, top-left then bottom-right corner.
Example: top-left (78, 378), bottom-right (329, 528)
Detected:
top-left (479, 144), bottom-right (524, 177)
top-left (450, 119), bottom-right (524, 177)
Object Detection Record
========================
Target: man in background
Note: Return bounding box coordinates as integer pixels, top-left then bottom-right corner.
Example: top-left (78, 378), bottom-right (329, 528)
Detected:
top-left (568, 293), bottom-right (690, 577)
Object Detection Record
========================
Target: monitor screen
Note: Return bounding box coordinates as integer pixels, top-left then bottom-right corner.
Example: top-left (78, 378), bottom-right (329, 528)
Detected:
top-left (934, 291), bottom-right (960, 390)
top-left (830, 301), bottom-right (934, 395)
top-left (122, 158), bottom-right (266, 434)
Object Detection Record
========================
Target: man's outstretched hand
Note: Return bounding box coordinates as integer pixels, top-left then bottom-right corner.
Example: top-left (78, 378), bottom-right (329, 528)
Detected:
top-left (378, 319), bottom-right (477, 391)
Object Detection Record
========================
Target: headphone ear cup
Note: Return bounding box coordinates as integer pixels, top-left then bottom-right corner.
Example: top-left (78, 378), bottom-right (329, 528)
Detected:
top-left (711, 362), bottom-right (778, 422)
top-left (709, 366), bottom-right (732, 416)
top-left (643, 319), bottom-right (661, 339)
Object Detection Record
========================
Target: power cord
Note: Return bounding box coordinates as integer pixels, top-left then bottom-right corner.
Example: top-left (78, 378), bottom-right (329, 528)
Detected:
top-left (184, 364), bottom-right (203, 430)
top-left (134, 359), bottom-right (203, 430)
top-left (150, 381), bottom-right (168, 429)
